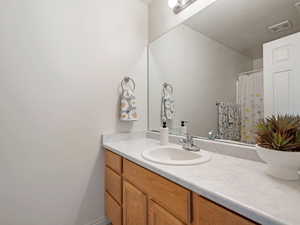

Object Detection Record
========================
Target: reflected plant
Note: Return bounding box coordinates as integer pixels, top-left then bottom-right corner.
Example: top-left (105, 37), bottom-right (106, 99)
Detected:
top-left (256, 114), bottom-right (300, 152)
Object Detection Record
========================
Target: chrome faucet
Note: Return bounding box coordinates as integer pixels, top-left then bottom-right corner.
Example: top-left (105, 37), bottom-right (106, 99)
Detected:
top-left (180, 134), bottom-right (200, 152)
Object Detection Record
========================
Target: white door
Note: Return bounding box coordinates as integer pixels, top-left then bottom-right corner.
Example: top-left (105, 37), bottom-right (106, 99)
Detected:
top-left (263, 32), bottom-right (300, 117)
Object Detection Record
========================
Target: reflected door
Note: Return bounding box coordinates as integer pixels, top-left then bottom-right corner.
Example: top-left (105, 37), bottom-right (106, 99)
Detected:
top-left (264, 32), bottom-right (300, 116)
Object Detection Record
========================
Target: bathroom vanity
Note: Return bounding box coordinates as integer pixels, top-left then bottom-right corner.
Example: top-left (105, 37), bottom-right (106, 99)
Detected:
top-left (105, 150), bottom-right (256, 225)
top-left (103, 133), bottom-right (300, 225)
top-left (104, 1), bottom-right (300, 225)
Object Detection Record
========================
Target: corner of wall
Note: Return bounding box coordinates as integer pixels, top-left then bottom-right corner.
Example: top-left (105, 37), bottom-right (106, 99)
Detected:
top-left (252, 58), bottom-right (263, 70)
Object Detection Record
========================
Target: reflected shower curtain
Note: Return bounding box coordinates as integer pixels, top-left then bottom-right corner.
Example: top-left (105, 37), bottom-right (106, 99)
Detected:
top-left (238, 71), bottom-right (264, 144)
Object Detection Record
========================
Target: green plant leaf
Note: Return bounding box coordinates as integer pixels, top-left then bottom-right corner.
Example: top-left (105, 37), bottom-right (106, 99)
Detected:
top-left (256, 114), bottom-right (300, 152)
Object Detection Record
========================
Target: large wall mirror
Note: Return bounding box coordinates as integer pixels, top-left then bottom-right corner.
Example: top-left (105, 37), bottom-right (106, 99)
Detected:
top-left (148, 0), bottom-right (300, 145)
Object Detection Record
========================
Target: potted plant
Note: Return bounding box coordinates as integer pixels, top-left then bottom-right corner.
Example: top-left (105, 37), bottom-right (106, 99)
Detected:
top-left (256, 115), bottom-right (300, 180)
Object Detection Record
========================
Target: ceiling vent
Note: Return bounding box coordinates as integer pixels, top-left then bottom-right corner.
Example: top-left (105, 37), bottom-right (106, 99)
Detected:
top-left (268, 20), bottom-right (293, 33)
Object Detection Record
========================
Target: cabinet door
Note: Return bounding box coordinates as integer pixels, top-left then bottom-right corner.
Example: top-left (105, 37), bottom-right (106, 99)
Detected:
top-left (106, 193), bottom-right (122, 225)
top-left (149, 200), bottom-right (185, 225)
top-left (123, 181), bottom-right (147, 225)
top-left (123, 159), bottom-right (191, 224)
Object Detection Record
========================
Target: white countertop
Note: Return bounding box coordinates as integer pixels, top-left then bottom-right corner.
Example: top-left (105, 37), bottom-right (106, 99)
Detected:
top-left (103, 133), bottom-right (300, 225)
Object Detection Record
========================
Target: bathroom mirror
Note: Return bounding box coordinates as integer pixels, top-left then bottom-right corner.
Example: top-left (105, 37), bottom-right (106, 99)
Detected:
top-left (148, 0), bottom-right (300, 145)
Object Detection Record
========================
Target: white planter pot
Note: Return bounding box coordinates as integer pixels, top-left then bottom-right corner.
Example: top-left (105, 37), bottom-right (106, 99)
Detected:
top-left (256, 145), bottom-right (300, 180)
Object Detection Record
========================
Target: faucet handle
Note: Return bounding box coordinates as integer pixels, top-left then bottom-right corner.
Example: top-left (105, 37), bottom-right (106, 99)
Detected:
top-left (180, 134), bottom-right (194, 144)
top-left (180, 135), bottom-right (200, 152)
top-left (179, 138), bottom-right (187, 144)
top-left (179, 132), bottom-right (190, 144)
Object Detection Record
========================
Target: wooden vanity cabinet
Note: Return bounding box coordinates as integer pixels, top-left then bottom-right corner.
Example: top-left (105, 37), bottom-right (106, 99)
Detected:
top-left (123, 159), bottom-right (191, 224)
top-left (105, 167), bottom-right (122, 204)
top-left (149, 200), bottom-right (185, 225)
top-left (105, 151), bottom-right (123, 225)
top-left (106, 193), bottom-right (122, 225)
top-left (106, 150), bottom-right (122, 174)
top-left (193, 194), bottom-right (258, 225)
top-left (123, 181), bottom-right (147, 225)
top-left (105, 149), bottom-right (258, 225)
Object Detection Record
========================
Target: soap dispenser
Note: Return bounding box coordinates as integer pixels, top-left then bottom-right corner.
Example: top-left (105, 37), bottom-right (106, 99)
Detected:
top-left (160, 121), bottom-right (169, 145)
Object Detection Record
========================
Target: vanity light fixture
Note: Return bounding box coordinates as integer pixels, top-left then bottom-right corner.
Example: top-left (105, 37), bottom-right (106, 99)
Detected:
top-left (168, 0), bottom-right (217, 14)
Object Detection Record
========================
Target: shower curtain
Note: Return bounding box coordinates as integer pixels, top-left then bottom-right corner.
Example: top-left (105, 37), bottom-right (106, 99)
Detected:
top-left (238, 71), bottom-right (264, 144)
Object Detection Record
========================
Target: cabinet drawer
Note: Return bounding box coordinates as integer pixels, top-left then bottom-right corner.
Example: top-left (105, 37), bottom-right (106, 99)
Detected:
top-left (123, 159), bottom-right (191, 224)
top-left (106, 167), bottom-right (122, 204)
top-left (106, 192), bottom-right (122, 225)
top-left (106, 150), bottom-right (122, 174)
top-left (194, 195), bottom-right (258, 225)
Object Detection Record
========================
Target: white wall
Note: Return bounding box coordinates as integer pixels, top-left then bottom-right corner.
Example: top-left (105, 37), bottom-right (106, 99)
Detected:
top-left (253, 58), bottom-right (263, 70)
top-left (149, 25), bottom-right (252, 136)
top-left (0, 1), bottom-right (148, 225)
top-left (149, 0), bottom-right (216, 41)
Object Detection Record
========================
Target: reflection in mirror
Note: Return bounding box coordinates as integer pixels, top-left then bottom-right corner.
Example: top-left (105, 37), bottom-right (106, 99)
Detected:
top-left (148, 0), bottom-right (300, 145)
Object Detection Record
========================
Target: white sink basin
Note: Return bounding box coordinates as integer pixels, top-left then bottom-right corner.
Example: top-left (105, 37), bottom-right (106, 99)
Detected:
top-left (142, 146), bottom-right (211, 166)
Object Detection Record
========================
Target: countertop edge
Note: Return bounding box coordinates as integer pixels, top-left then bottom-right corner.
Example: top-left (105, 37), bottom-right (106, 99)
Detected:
top-left (103, 143), bottom-right (287, 225)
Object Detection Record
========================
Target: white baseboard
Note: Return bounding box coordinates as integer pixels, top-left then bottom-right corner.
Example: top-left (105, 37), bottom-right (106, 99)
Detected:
top-left (85, 217), bottom-right (110, 225)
